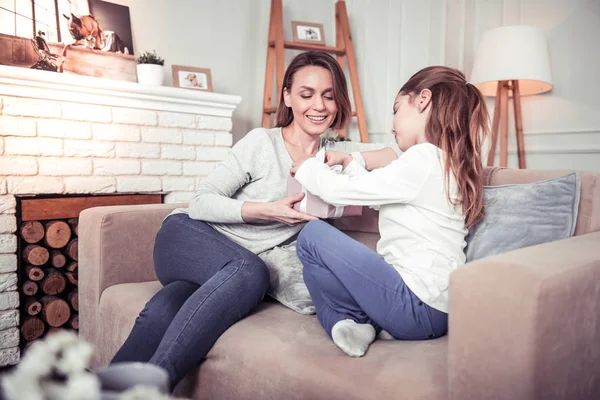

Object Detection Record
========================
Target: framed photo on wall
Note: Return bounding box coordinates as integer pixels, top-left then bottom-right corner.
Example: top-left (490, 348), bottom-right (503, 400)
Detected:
top-left (291, 21), bottom-right (325, 45)
top-left (172, 65), bottom-right (213, 92)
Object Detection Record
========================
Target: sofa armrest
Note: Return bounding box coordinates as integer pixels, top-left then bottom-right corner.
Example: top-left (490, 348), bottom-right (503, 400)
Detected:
top-left (448, 231), bottom-right (600, 400)
top-left (79, 203), bottom-right (183, 343)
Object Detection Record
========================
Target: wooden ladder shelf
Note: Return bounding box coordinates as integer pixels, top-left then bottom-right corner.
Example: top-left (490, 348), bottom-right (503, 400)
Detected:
top-left (261, 0), bottom-right (369, 142)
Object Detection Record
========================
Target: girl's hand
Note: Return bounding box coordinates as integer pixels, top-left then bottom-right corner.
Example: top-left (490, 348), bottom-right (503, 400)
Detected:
top-left (267, 193), bottom-right (318, 225)
top-left (324, 151), bottom-right (352, 169)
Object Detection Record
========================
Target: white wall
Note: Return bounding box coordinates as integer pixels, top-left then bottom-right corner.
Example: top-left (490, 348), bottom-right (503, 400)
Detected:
top-left (446, 0), bottom-right (600, 171)
top-left (112, 0), bottom-right (600, 171)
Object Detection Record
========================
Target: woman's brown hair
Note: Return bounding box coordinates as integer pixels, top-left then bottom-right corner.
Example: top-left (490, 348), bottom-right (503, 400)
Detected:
top-left (399, 66), bottom-right (489, 228)
top-left (275, 51), bottom-right (352, 131)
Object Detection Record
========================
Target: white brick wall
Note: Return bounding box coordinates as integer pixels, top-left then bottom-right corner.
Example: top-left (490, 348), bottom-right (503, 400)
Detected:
top-left (116, 142), bottom-right (160, 159)
top-left (0, 215), bottom-right (16, 234)
top-left (7, 177), bottom-right (64, 194)
top-left (94, 159), bottom-right (140, 175)
top-left (64, 140), bottom-right (115, 158)
top-left (93, 124), bottom-right (140, 142)
top-left (62, 103), bottom-right (111, 123)
top-left (141, 127), bottom-right (182, 144)
top-left (2, 97), bottom-right (61, 118)
top-left (0, 91), bottom-right (235, 366)
top-left (64, 177), bottom-right (116, 194)
top-left (0, 235), bottom-right (17, 253)
top-left (117, 177), bottom-right (161, 192)
top-left (0, 156), bottom-right (37, 175)
top-left (38, 158), bottom-right (92, 176)
top-left (183, 131), bottom-right (214, 146)
top-left (0, 116), bottom-right (36, 137)
top-left (0, 254), bottom-right (17, 273)
top-left (38, 119), bottom-right (92, 139)
top-left (161, 144), bottom-right (196, 160)
top-left (158, 112), bottom-right (196, 129)
top-left (0, 196), bottom-right (16, 214)
top-left (5, 137), bottom-right (62, 156)
top-left (112, 108), bottom-right (157, 126)
top-left (142, 160), bottom-right (182, 176)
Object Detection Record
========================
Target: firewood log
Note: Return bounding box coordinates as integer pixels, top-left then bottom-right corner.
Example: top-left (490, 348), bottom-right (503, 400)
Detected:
top-left (68, 289), bottom-right (78, 311)
top-left (21, 316), bottom-right (45, 341)
top-left (22, 244), bottom-right (49, 266)
top-left (44, 220), bottom-right (71, 249)
top-left (65, 271), bottom-right (78, 286)
top-left (66, 238), bottom-right (78, 261)
top-left (40, 268), bottom-right (67, 295)
top-left (20, 221), bottom-right (44, 244)
top-left (40, 295), bottom-right (71, 327)
top-left (24, 264), bottom-right (44, 281)
top-left (69, 315), bottom-right (79, 330)
top-left (50, 250), bottom-right (66, 268)
top-left (24, 298), bottom-right (42, 316)
top-left (66, 261), bottom-right (78, 272)
top-left (68, 218), bottom-right (79, 236)
top-left (22, 280), bottom-right (39, 296)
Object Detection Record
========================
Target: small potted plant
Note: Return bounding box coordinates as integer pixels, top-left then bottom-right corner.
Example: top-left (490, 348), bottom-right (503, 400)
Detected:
top-left (136, 50), bottom-right (165, 86)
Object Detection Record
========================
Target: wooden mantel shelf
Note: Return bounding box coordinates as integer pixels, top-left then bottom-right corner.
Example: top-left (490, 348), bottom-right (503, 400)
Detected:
top-left (0, 64), bottom-right (241, 117)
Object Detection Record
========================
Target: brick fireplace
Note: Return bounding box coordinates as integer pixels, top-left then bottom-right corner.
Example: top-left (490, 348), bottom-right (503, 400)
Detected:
top-left (0, 65), bottom-right (241, 366)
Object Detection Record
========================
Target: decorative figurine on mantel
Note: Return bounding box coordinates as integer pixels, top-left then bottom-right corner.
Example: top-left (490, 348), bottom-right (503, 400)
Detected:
top-left (30, 31), bottom-right (66, 72)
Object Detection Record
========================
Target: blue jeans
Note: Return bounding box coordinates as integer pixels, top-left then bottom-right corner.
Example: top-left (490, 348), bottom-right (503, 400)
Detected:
top-left (297, 220), bottom-right (447, 340)
top-left (110, 213), bottom-right (270, 389)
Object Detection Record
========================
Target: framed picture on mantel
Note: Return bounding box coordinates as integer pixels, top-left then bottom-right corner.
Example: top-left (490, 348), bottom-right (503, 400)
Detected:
top-left (172, 65), bottom-right (213, 92)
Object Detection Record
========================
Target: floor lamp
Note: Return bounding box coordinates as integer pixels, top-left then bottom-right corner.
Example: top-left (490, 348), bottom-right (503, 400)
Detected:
top-left (470, 25), bottom-right (553, 168)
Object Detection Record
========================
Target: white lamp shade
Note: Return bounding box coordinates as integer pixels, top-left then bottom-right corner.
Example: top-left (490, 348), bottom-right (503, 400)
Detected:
top-left (470, 25), bottom-right (553, 96)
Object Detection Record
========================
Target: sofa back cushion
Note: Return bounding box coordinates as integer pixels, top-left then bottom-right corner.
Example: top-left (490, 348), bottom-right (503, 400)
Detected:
top-left (484, 167), bottom-right (600, 236)
top-left (465, 173), bottom-right (580, 262)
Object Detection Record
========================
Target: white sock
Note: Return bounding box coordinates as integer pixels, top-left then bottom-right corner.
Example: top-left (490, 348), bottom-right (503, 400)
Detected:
top-left (377, 329), bottom-right (395, 340)
top-left (331, 319), bottom-right (376, 357)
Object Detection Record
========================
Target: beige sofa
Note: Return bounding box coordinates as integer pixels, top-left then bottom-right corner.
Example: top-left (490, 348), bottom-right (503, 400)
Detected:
top-left (79, 167), bottom-right (600, 400)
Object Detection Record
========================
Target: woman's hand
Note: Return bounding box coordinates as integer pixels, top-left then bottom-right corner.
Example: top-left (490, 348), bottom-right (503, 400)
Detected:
top-left (324, 151), bottom-right (352, 169)
top-left (267, 193), bottom-right (318, 225)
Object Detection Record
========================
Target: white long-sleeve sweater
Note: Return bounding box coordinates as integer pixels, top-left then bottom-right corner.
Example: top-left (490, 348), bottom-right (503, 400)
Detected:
top-left (294, 142), bottom-right (468, 312)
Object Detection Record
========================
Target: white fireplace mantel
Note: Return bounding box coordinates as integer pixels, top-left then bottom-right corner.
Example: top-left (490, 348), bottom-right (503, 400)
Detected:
top-left (0, 65), bottom-right (241, 367)
top-left (0, 65), bottom-right (241, 116)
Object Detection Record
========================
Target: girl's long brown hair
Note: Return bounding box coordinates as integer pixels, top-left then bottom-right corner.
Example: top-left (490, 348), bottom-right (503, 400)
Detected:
top-left (400, 66), bottom-right (489, 228)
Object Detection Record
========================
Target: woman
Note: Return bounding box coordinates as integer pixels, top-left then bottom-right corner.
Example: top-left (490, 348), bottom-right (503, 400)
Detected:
top-left (110, 51), bottom-right (352, 389)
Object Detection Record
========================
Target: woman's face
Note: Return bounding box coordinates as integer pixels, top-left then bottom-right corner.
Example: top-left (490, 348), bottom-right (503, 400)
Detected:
top-left (283, 66), bottom-right (338, 137)
top-left (392, 92), bottom-right (430, 151)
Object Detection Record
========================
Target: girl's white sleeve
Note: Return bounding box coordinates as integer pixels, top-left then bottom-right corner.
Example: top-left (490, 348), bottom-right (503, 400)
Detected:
top-left (294, 145), bottom-right (433, 207)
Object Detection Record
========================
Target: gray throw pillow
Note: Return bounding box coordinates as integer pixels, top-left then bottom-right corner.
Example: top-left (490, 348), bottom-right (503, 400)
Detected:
top-left (258, 241), bottom-right (315, 315)
top-left (465, 173), bottom-right (580, 262)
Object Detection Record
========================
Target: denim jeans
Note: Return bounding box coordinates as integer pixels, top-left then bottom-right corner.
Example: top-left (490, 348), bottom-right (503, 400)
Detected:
top-left (297, 220), bottom-right (447, 340)
top-left (110, 213), bottom-right (270, 389)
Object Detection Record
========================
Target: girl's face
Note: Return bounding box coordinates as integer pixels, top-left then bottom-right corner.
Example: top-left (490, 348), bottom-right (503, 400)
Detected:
top-left (392, 91), bottom-right (431, 151)
top-left (283, 66), bottom-right (338, 137)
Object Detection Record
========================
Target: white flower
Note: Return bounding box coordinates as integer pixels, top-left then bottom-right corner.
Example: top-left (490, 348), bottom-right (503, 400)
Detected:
top-left (3, 331), bottom-right (100, 400)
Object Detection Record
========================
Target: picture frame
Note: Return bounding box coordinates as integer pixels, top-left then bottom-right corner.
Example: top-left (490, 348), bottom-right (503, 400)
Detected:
top-left (291, 21), bottom-right (326, 45)
top-left (172, 65), bottom-right (213, 92)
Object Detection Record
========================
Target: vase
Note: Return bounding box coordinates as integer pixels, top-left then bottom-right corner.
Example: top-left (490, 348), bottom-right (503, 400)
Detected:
top-left (136, 64), bottom-right (164, 86)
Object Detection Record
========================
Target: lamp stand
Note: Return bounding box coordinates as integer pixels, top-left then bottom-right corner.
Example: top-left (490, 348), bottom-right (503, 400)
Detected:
top-left (487, 80), bottom-right (526, 168)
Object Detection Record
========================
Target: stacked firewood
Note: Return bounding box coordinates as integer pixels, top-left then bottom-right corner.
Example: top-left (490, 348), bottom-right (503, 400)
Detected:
top-left (19, 219), bottom-right (79, 345)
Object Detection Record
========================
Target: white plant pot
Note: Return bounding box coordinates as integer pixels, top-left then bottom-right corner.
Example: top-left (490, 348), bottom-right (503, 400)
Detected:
top-left (136, 64), bottom-right (164, 86)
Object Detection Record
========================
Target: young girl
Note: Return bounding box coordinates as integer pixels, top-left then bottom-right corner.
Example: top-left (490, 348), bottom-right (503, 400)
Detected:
top-left (289, 66), bottom-right (489, 357)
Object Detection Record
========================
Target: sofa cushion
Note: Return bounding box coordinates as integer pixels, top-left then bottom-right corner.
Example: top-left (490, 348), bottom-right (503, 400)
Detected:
top-left (465, 173), bottom-right (580, 262)
top-left (191, 302), bottom-right (448, 400)
top-left (99, 282), bottom-right (448, 400)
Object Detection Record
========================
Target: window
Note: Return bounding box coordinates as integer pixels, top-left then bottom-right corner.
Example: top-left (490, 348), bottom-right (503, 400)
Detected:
top-left (0, 0), bottom-right (88, 43)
